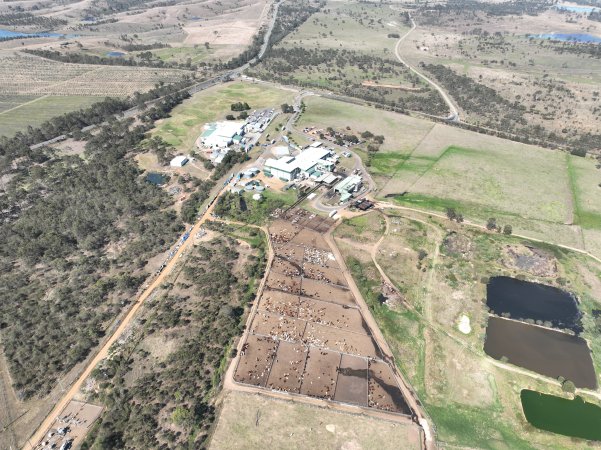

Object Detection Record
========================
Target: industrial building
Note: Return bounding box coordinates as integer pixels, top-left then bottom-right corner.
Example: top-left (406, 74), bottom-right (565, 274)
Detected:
top-left (198, 121), bottom-right (245, 149)
top-left (334, 175), bottom-right (363, 202)
top-left (170, 155), bottom-right (189, 167)
top-left (264, 147), bottom-right (334, 181)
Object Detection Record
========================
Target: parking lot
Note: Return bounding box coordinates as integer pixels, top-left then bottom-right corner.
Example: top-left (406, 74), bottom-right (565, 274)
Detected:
top-left (34, 401), bottom-right (103, 450)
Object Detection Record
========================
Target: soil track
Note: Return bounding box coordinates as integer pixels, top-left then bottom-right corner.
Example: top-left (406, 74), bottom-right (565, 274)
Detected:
top-left (223, 215), bottom-right (435, 449)
top-left (394, 13), bottom-right (460, 122)
top-left (24, 180), bottom-right (234, 450)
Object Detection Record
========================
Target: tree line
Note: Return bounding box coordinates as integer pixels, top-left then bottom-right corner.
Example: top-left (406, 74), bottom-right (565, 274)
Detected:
top-left (82, 234), bottom-right (266, 449)
top-left (0, 91), bottom-right (191, 399)
top-left (23, 48), bottom-right (197, 71)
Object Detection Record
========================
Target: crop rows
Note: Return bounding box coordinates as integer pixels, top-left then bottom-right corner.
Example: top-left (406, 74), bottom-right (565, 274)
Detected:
top-left (0, 54), bottom-right (189, 96)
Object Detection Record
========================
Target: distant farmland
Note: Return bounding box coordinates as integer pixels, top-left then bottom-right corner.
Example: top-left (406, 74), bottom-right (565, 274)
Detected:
top-left (0, 52), bottom-right (191, 137)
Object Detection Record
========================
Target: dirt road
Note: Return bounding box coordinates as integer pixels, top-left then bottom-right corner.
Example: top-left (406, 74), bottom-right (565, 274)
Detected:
top-left (24, 182), bottom-right (232, 450)
top-left (376, 201), bottom-right (601, 265)
top-left (222, 219), bottom-right (435, 449)
top-left (394, 14), bottom-right (460, 122)
top-left (324, 230), bottom-right (434, 447)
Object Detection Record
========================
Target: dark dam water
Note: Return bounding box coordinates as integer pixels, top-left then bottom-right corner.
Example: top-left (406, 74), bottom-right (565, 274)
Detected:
top-left (484, 317), bottom-right (596, 389)
top-left (532, 33), bottom-right (601, 44)
top-left (521, 390), bottom-right (601, 441)
top-left (487, 276), bottom-right (582, 333)
top-left (145, 172), bottom-right (167, 186)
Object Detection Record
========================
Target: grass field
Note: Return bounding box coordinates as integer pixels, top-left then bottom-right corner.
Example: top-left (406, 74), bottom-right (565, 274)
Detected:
top-left (297, 96), bottom-right (434, 155)
top-left (209, 390), bottom-right (423, 450)
top-left (147, 45), bottom-right (214, 64)
top-left (152, 81), bottom-right (295, 152)
top-left (0, 95), bottom-right (100, 137)
top-left (334, 211), bottom-right (601, 449)
top-left (299, 96), bottom-right (601, 258)
top-left (282, 1), bottom-right (409, 59)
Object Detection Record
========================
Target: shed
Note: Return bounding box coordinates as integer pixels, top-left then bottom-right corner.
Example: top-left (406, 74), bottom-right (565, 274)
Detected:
top-left (170, 155), bottom-right (189, 167)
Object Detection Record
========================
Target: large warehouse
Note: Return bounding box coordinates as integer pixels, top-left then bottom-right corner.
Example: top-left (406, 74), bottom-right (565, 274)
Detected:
top-left (198, 121), bottom-right (245, 149)
top-left (264, 147), bottom-right (334, 181)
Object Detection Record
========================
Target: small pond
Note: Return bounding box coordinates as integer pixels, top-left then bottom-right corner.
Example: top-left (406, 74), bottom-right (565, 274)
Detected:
top-left (487, 276), bottom-right (582, 333)
top-left (530, 32), bottom-right (601, 44)
top-left (106, 51), bottom-right (126, 57)
top-left (556, 4), bottom-right (599, 13)
top-left (484, 317), bottom-right (596, 389)
top-left (521, 390), bottom-right (601, 441)
top-left (145, 172), bottom-right (167, 186)
top-left (0, 29), bottom-right (74, 39)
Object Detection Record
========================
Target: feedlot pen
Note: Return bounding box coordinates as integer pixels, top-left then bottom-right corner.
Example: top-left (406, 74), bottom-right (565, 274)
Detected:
top-left (234, 210), bottom-right (412, 415)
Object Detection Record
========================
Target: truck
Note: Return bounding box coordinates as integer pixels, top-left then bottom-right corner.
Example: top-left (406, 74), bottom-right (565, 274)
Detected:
top-left (328, 210), bottom-right (338, 218)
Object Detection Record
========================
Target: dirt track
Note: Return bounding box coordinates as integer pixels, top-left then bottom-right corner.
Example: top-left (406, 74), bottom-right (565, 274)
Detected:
top-left (394, 14), bottom-right (460, 122)
top-left (222, 219), bottom-right (435, 449)
top-left (24, 183), bottom-right (231, 450)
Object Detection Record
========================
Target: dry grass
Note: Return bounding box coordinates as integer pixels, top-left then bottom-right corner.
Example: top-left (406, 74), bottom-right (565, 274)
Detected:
top-left (0, 53), bottom-right (189, 97)
top-left (209, 390), bottom-right (422, 450)
top-left (333, 210), bottom-right (601, 448)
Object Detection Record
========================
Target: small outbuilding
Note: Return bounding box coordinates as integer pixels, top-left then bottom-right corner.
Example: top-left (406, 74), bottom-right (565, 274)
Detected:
top-left (170, 155), bottom-right (189, 167)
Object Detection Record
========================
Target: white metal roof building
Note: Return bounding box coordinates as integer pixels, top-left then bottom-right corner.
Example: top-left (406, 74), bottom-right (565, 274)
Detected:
top-left (199, 121), bottom-right (245, 149)
top-left (334, 175), bottom-right (362, 195)
top-left (264, 147), bottom-right (333, 181)
top-left (170, 155), bottom-right (189, 167)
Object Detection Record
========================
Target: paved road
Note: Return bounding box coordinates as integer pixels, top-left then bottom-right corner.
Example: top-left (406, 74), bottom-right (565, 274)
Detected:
top-left (394, 14), bottom-right (460, 122)
top-left (23, 5), bottom-right (285, 442)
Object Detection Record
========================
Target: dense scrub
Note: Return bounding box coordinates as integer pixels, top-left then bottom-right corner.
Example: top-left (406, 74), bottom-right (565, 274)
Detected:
top-left (250, 47), bottom-right (447, 115)
top-left (0, 12), bottom-right (66, 28)
top-left (23, 49), bottom-right (196, 71)
top-left (0, 93), bottom-right (190, 399)
top-left (82, 234), bottom-right (266, 449)
top-left (424, 64), bottom-right (601, 152)
top-left (415, 0), bottom-right (553, 26)
top-left (268, 0), bottom-right (323, 46)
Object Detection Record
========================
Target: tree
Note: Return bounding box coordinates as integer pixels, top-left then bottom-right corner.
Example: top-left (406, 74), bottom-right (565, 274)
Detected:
top-left (281, 103), bottom-right (294, 113)
top-left (446, 207), bottom-right (457, 221)
top-left (562, 380), bottom-right (576, 394)
top-left (503, 224), bottom-right (512, 235)
top-left (486, 217), bottom-right (497, 230)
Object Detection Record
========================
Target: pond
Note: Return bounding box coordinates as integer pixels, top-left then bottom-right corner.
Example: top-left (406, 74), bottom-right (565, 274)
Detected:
top-left (556, 4), bottom-right (599, 13)
top-left (145, 172), bottom-right (167, 186)
top-left (521, 390), bottom-right (601, 441)
top-left (487, 276), bottom-right (582, 333)
top-left (106, 51), bottom-right (126, 57)
top-left (531, 33), bottom-right (601, 44)
top-left (484, 317), bottom-right (596, 389)
top-left (0, 29), bottom-right (71, 39)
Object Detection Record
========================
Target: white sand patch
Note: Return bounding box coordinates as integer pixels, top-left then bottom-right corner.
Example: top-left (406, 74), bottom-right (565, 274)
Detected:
top-left (458, 315), bottom-right (471, 334)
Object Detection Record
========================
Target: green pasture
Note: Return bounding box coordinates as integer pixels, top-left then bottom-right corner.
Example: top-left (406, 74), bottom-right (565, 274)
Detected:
top-left (0, 95), bottom-right (100, 138)
top-left (152, 81), bottom-right (295, 151)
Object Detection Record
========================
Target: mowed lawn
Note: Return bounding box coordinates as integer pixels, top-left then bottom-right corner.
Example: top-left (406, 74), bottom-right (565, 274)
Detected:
top-left (0, 95), bottom-right (100, 138)
top-left (152, 81), bottom-right (295, 152)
